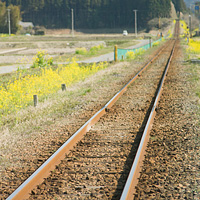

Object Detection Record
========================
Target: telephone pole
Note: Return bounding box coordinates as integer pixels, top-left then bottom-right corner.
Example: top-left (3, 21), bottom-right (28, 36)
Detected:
top-left (159, 16), bottom-right (161, 30)
top-left (71, 8), bottom-right (74, 37)
top-left (133, 10), bottom-right (137, 38)
top-left (7, 9), bottom-right (11, 36)
top-left (189, 15), bottom-right (192, 38)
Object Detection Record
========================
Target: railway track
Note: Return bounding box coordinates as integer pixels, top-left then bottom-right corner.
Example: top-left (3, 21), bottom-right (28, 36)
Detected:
top-left (5, 21), bottom-right (179, 200)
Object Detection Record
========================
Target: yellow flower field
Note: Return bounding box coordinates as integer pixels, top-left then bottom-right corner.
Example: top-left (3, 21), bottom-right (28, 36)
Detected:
top-left (0, 34), bottom-right (15, 37)
top-left (0, 58), bottom-right (108, 117)
top-left (187, 39), bottom-right (200, 54)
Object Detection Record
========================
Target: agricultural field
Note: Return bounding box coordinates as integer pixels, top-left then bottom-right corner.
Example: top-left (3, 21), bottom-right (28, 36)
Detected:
top-left (0, 34), bottom-right (139, 66)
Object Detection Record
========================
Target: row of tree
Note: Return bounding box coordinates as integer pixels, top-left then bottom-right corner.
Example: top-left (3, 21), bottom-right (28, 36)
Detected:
top-left (0, 1), bottom-right (21, 33)
top-left (1, 0), bottom-right (186, 31)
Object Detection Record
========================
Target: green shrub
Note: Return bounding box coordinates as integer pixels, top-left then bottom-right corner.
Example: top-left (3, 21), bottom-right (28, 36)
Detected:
top-left (152, 41), bottom-right (160, 47)
top-left (90, 44), bottom-right (104, 55)
top-left (32, 50), bottom-right (53, 68)
top-left (75, 47), bottom-right (88, 55)
top-left (75, 44), bottom-right (104, 55)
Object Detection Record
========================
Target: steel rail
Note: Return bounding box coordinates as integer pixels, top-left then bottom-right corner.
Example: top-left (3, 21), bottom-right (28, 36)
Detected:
top-left (120, 39), bottom-right (178, 200)
top-left (6, 39), bottom-right (171, 200)
top-left (105, 41), bottom-right (171, 109)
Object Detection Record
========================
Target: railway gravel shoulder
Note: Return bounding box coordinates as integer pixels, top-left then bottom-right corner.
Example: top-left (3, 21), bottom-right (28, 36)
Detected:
top-left (134, 41), bottom-right (200, 199)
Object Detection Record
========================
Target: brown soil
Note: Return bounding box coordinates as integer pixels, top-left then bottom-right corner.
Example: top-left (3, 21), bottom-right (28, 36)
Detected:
top-left (45, 29), bottom-right (83, 35)
top-left (45, 29), bottom-right (72, 35)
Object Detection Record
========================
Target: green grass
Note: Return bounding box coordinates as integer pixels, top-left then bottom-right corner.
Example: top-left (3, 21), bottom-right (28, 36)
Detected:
top-left (81, 88), bottom-right (91, 95)
top-left (184, 52), bottom-right (200, 103)
top-left (75, 47), bottom-right (88, 55)
top-left (75, 44), bottom-right (105, 56)
top-left (196, 91), bottom-right (200, 98)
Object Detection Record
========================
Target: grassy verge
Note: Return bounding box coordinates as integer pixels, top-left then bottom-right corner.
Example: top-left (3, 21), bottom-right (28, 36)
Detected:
top-left (181, 36), bottom-right (200, 97)
top-left (0, 61), bottom-right (112, 136)
top-left (186, 62), bottom-right (200, 99)
top-left (0, 37), bottom-right (163, 133)
top-left (0, 59), bottom-right (108, 126)
top-left (182, 37), bottom-right (200, 128)
top-left (182, 39), bottom-right (200, 196)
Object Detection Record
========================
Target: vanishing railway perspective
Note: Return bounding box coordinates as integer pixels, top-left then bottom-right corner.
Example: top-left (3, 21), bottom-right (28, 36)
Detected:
top-left (1, 19), bottom-right (198, 200)
top-left (0, 1), bottom-right (200, 199)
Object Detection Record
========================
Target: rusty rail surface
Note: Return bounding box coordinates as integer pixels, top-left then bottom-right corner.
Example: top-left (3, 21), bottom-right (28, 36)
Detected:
top-left (7, 35), bottom-right (175, 200)
top-left (120, 20), bottom-right (179, 200)
top-left (120, 39), bottom-right (177, 200)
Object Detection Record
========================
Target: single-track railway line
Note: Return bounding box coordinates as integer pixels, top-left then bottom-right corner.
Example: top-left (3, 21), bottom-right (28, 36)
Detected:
top-left (6, 21), bottom-right (180, 200)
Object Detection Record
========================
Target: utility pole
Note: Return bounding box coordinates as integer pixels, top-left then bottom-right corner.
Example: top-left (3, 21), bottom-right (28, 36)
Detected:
top-left (7, 9), bottom-right (11, 36)
top-left (133, 10), bottom-right (137, 38)
top-left (159, 16), bottom-right (161, 30)
top-left (190, 4), bottom-right (193, 14)
top-left (159, 16), bottom-right (162, 37)
top-left (189, 15), bottom-right (192, 37)
top-left (71, 8), bottom-right (74, 37)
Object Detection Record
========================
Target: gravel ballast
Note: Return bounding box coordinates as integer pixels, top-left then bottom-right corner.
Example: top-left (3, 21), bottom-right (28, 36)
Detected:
top-left (134, 41), bottom-right (200, 199)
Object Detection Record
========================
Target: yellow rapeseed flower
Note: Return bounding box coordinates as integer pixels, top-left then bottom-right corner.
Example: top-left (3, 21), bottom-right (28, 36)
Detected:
top-left (0, 53), bottom-right (108, 118)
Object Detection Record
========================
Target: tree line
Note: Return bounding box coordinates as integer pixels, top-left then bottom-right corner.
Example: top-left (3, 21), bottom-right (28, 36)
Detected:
top-left (0, 1), bottom-right (21, 33)
top-left (1, 0), bottom-right (186, 32)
